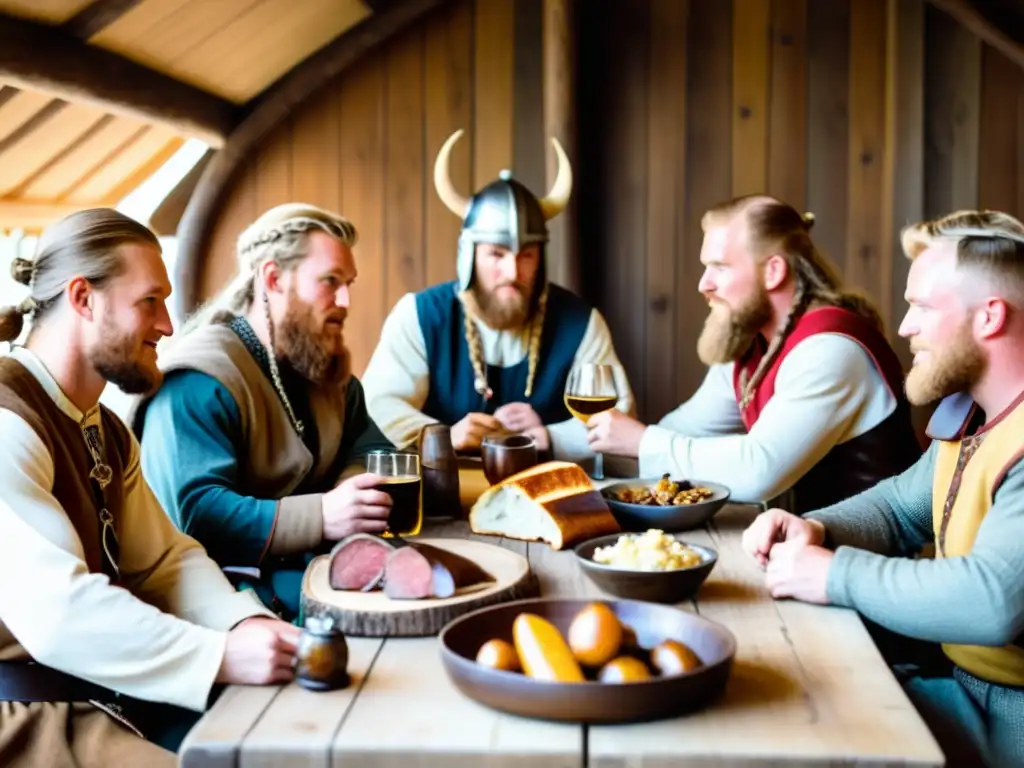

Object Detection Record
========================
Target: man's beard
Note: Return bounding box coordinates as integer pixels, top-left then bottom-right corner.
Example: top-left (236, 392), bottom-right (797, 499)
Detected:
top-left (905, 320), bottom-right (986, 406)
top-left (276, 297), bottom-right (351, 386)
top-left (696, 288), bottom-right (773, 365)
top-left (91, 318), bottom-right (161, 395)
top-left (470, 281), bottom-right (531, 330)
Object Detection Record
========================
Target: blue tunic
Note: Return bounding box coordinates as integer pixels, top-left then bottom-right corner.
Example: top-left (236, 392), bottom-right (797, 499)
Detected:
top-left (414, 281), bottom-right (592, 423)
top-left (138, 337), bottom-right (392, 620)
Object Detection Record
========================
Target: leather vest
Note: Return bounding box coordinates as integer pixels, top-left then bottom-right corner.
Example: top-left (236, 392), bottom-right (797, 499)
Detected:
top-left (734, 307), bottom-right (922, 514)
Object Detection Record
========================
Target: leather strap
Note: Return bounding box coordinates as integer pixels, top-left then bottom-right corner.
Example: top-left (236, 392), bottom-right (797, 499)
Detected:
top-left (0, 662), bottom-right (118, 703)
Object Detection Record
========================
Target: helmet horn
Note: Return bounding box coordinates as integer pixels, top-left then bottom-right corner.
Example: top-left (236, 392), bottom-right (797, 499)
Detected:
top-left (433, 129), bottom-right (471, 218)
top-left (538, 137), bottom-right (573, 221)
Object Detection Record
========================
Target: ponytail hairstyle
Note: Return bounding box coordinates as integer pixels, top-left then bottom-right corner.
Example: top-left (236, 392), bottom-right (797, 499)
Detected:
top-left (702, 194), bottom-right (882, 408)
top-left (0, 208), bottom-right (159, 344)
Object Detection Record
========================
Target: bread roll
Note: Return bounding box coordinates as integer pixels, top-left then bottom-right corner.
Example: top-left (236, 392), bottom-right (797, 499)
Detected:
top-left (469, 461), bottom-right (621, 549)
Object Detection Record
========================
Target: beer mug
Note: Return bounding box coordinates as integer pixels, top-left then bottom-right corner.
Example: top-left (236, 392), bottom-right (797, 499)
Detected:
top-left (366, 452), bottom-right (423, 537)
top-left (481, 433), bottom-right (539, 486)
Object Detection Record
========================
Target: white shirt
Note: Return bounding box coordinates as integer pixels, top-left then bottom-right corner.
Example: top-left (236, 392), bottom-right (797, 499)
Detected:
top-left (638, 334), bottom-right (898, 502)
top-left (361, 291), bottom-right (636, 458)
top-left (0, 346), bottom-right (273, 711)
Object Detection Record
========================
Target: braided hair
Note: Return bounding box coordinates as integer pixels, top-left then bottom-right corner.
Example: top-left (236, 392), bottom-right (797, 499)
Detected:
top-left (459, 283), bottom-right (549, 402)
top-left (178, 203), bottom-right (359, 438)
top-left (181, 203), bottom-right (358, 336)
top-left (705, 195), bottom-right (883, 409)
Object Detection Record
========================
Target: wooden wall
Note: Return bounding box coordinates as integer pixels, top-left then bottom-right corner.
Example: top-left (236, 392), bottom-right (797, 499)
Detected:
top-left (196, 0), bottom-right (546, 376)
top-left (196, 0), bottom-right (1024, 425)
top-left (578, 0), bottom-right (1024, 422)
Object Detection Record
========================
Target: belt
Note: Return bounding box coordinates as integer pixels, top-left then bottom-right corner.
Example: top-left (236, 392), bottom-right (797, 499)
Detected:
top-left (0, 662), bottom-right (118, 703)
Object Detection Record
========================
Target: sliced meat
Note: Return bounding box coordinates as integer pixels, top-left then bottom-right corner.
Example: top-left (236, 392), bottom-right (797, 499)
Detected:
top-left (383, 541), bottom-right (494, 600)
top-left (328, 534), bottom-right (396, 591)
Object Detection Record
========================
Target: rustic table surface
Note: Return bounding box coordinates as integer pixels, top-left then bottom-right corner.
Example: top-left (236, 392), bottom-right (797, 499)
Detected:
top-left (179, 467), bottom-right (945, 767)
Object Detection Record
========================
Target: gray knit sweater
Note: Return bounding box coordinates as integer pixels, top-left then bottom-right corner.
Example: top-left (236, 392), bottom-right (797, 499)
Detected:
top-left (807, 442), bottom-right (1024, 647)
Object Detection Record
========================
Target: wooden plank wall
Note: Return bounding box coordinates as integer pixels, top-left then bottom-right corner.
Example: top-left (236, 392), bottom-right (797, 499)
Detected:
top-left (196, 0), bottom-right (543, 376)
top-left (197, 0), bottom-right (1024, 425)
top-left (578, 0), bottom-right (1024, 422)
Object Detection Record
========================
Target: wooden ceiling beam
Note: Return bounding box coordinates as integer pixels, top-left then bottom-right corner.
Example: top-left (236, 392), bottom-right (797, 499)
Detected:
top-left (0, 201), bottom-right (89, 233)
top-left (927, 0), bottom-right (1024, 72)
top-left (62, 0), bottom-right (146, 40)
top-left (172, 0), bottom-right (453, 323)
top-left (0, 13), bottom-right (237, 148)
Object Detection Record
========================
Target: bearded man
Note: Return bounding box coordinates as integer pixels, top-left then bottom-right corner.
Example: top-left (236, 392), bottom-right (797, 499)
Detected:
top-left (361, 129), bottom-right (634, 459)
top-left (741, 209), bottom-right (1024, 767)
top-left (0, 209), bottom-right (297, 765)
top-left (132, 203), bottom-right (395, 621)
top-left (587, 194), bottom-right (920, 511)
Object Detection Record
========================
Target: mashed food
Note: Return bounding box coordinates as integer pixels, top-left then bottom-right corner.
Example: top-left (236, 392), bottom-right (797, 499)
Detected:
top-left (592, 529), bottom-right (703, 571)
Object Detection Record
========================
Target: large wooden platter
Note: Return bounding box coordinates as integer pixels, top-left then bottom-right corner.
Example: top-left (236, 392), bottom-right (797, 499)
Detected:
top-left (300, 537), bottom-right (539, 637)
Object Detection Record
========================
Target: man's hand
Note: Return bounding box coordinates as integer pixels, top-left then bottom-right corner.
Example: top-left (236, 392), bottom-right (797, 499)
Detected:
top-left (765, 541), bottom-right (833, 604)
top-left (321, 472), bottom-right (391, 540)
top-left (585, 410), bottom-right (645, 457)
top-left (741, 507), bottom-right (826, 568)
top-left (217, 617), bottom-right (301, 685)
top-left (522, 425), bottom-right (550, 452)
top-left (451, 413), bottom-right (504, 452)
top-left (494, 402), bottom-right (543, 433)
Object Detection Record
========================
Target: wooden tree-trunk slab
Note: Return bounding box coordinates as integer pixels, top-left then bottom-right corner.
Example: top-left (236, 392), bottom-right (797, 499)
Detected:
top-left (301, 538), bottom-right (539, 637)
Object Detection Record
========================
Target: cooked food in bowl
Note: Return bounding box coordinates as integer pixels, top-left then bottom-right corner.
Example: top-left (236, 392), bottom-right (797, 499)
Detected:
top-left (592, 529), bottom-right (704, 571)
top-left (609, 474), bottom-right (715, 506)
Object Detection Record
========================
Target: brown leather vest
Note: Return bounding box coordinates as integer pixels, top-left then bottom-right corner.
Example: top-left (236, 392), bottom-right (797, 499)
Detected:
top-left (0, 358), bottom-right (131, 578)
top-left (786, 401), bottom-right (921, 513)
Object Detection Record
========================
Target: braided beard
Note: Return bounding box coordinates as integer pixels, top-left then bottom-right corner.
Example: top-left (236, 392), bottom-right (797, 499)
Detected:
top-left (697, 288), bottom-right (773, 365)
top-left (905, 320), bottom-right (986, 406)
top-left (276, 294), bottom-right (351, 386)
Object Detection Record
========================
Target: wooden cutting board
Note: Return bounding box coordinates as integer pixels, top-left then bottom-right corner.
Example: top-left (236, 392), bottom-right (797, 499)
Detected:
top-left (300, 538), bottom-right (539, 637)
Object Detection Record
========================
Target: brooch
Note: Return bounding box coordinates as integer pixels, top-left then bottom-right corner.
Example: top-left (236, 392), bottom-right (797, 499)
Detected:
top-left (89, 463), bottom-right (113, 490)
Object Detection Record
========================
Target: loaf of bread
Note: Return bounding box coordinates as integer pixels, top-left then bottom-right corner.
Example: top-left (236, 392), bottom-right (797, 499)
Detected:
top-left (469, 461), bottom-right (621, 550)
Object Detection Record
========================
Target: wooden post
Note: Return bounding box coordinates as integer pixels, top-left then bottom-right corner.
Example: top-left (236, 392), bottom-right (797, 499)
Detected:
top-left (542, 0), bottom-right (579, 293)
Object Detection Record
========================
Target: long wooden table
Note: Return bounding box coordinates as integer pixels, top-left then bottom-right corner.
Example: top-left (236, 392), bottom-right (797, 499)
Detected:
top-left (179, 470), bottom-right (945, 767)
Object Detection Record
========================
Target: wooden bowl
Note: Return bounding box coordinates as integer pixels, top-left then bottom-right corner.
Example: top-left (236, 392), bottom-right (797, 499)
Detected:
top-left (573, 534), bottom-right (718, 603)
top-left (438, 597), bottom-right (735, 723)
top-left (600, 478), bottom-right (731, 532)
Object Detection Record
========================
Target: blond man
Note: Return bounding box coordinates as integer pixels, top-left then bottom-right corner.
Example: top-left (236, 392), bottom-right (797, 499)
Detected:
top-left (588, 194), bottom-right (920, 511)
top-left (744, 210), bottom-right (1024, 766)
top-left (133, 204), bottom-right (395, 621)
top-left (0, 209), bottom-right (297, 765)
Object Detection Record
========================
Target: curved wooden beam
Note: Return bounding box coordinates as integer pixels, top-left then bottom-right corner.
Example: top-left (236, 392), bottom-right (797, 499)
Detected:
top-left (0, 13), bottom-right (236, 147)
top-left (172, 0), bottom-right (453, 325)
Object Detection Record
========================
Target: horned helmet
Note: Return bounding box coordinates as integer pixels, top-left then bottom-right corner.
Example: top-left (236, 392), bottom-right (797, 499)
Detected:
top-left (432, 129), bottom-right (573, 292)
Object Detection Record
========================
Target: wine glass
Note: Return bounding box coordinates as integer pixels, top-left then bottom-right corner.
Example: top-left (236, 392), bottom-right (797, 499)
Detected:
top-left (564, 362), bottom-right (619, 480)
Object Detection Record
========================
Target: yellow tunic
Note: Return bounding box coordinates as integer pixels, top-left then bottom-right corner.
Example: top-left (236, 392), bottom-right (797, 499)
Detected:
top-left (932, 396), bottom-right (1024, 686)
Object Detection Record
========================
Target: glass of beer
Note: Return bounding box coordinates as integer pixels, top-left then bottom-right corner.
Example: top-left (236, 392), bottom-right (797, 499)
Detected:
top-left (564, 362), bottom-right (619, 480)
top-left (366, 452), bottom-right (422, 537)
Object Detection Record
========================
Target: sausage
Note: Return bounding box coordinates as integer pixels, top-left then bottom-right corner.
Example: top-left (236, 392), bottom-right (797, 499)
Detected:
top-left (328, 534), bottom-right (396, 591)
top-left (383, 541), bottom-right (494, 599)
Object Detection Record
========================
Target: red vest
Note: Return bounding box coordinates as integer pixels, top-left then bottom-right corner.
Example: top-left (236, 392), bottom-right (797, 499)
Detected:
top-left (732, 306), bottom-right (906, 430)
